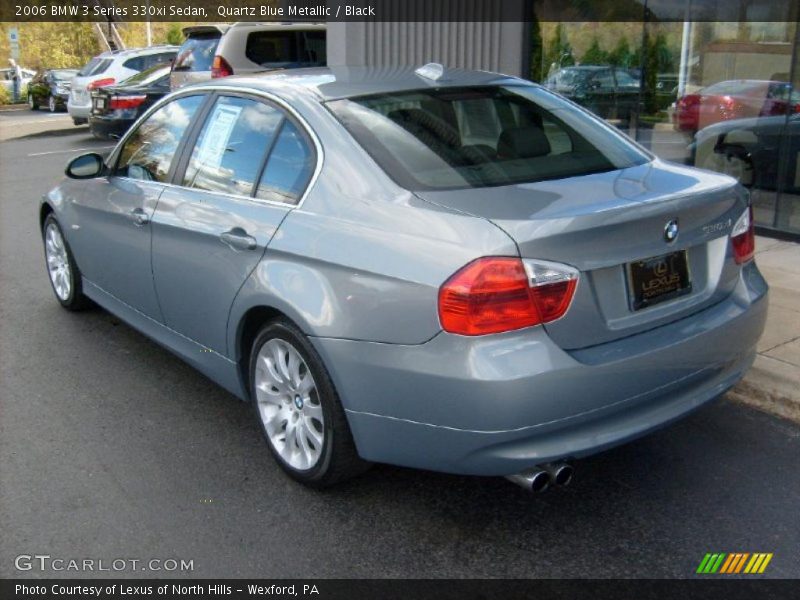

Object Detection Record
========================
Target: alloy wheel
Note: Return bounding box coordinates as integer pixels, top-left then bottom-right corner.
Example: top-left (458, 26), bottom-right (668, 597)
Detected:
top-left (49, 95), bottom-right (56, 112)
top-left (254, 338), bottom-right (325, 471)
top-left (44, 222), bottom-right (72, 301)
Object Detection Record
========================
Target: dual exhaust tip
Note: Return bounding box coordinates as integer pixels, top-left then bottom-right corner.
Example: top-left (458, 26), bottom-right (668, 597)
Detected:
top-left (506, 462), bottom-right (574, 493)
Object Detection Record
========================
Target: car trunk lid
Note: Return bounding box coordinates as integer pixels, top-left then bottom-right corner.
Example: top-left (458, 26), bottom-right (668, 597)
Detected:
top-left (416, 159), bottom-right (749, 349)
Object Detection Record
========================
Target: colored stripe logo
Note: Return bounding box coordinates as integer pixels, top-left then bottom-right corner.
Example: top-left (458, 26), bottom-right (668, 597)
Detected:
top-left (696, 553), bottom-right (773, 574)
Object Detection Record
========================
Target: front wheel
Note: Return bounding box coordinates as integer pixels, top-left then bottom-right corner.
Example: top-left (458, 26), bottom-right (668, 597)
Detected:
top-left (249, 320), bottom-right (370, 487)
top-left (48, 95), bottom-right (57, 113)
top-left (28, 93), bottom-right (38, 110)
top-left (42, 215), bottom-right (91, 311)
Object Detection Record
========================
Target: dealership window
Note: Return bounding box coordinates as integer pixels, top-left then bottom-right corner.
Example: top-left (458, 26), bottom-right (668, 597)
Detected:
top-left (534, 4), bottom-right (799, 235)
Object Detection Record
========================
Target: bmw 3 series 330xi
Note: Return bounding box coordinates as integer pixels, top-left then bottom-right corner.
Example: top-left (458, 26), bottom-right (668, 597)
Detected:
top-left (40, 65), bottom-right (767, 491)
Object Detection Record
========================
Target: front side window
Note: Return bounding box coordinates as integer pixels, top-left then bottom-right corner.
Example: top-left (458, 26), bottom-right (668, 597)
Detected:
top-left (183, 96), bottom-right (283, 197)
top-left (116, 95), bottom-right (204, 182)
top-left (328, 85), bottom-right (649, 191)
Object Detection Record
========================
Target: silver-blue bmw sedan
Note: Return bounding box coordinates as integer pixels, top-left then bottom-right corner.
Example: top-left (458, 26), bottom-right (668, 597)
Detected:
top-left (40, 65), bottom-right (767, 491)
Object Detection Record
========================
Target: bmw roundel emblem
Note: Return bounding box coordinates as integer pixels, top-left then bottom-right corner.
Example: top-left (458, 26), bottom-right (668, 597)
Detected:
top-left (664, 219), bottom-right (679, 243)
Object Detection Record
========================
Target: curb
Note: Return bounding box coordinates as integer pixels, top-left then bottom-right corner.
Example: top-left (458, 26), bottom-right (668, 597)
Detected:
top-left (729, 356), bottom-right (800, 423)
top-left (0, 104), bottom-right (28, 112)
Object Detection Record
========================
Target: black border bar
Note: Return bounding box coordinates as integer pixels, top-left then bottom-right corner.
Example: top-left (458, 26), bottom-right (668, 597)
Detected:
top-left (2, 0), bottom-right (798, 23)
top-left (2, 579), bottom-right (800, 600)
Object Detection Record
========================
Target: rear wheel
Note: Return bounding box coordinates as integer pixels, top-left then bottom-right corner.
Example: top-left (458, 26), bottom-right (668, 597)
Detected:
top-left (42, 215), bottom-right (91, 311)
top-left (249, 320), bottom-right (369, 487)
top-left (28, 93), bottom-right (38, 110)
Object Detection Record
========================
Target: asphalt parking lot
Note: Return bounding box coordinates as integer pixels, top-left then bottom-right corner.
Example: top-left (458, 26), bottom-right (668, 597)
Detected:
top-left (1, 116), bottom-right (799, 579)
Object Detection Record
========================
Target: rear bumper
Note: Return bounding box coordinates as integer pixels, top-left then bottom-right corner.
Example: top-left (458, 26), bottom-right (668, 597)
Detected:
top-left (89, 115), bottom-right (134, 139)
top-left (312, 262), bottom-right (768, 476)
top-left (67, 97), bottom-right (90, 119)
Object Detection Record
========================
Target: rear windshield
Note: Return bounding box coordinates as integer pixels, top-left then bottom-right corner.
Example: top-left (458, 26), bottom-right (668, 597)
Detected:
top-left (328, 85), bottom-right (650, 191)
top-left (120, 63), bottom-right (170, 86)
top-left (78, 57), bottom-right (112, 77)
top-left (173, 33), bottom-right (220, 72)
top-left (245, 30), bottom-right (326, 69)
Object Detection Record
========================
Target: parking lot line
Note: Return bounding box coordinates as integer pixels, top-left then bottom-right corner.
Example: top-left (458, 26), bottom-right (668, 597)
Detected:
top-left (28, 146), bottom-right (114, 157)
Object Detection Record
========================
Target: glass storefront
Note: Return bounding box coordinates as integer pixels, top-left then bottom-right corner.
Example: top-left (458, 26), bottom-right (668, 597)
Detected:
top-left (531, 1), bottom-right (800, 236)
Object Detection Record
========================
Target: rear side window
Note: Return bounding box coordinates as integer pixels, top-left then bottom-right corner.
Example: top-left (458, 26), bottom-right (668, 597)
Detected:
top-left (173, 34), bottom-right (220, 72)
top-left (123, 56), bottom-right (146, 72)
top-left (116, 95), bottom-right (204, 182)
top-left (256, 120), bottom-right (315, 203)
top-left (245, 31), bottom-right (326, 68)
top-left (328, 85), bottom-right (649, 191)
top-left (183, 96), bottom-right (284, 197)
top-left (78, 57), bottom-right (112, 77)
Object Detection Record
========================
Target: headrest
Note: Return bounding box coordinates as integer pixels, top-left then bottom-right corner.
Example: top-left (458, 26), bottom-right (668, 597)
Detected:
top-left (497, 126), bottom-right (551, 159)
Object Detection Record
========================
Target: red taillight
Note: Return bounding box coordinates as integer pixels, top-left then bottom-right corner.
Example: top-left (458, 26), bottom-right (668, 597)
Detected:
top-left (211, 55), bottom-right (234, 78)
top-left (731, 206), bottom-right (755, 264)
top-left (87, 78), bottom-right (115, 90)
top-left (438, 257), bottom-right (578, 336)
top-left (109, 95), bottom-right (147, 110)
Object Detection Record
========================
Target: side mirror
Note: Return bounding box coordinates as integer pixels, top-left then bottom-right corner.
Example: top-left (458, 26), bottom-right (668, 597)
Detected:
top-left (65, 153), bottom-right (105, 179)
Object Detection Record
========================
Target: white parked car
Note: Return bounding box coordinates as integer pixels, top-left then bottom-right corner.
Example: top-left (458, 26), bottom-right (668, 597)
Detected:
top-left (171, 22), bottom-right (325, 90)
top-left (1, 67), bottom-right (36, 95)
top-left (68, 46), bottom-right (178, 125)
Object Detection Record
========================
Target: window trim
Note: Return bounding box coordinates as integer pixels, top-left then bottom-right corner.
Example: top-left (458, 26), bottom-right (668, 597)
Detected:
top-left (105, 85), bottom-right (323, 209)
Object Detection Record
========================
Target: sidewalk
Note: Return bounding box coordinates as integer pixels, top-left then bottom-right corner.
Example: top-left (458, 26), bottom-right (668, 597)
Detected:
top-left (729, 235), bottom-right (800, 422)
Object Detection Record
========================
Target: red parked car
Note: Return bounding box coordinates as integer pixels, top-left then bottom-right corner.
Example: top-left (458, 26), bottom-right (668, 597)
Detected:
top-left (674, 80), bottom-right (800, 133)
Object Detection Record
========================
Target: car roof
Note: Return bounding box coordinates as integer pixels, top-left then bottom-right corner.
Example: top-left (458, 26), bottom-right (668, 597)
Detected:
top-left (205, 65), bottom-right (525, 101)
top-left (183, 24), bottom-right (230, 37)
top-left (227, 22), bottom-right (326, 31)
top-left (95, 46), bottom-right (179, 59)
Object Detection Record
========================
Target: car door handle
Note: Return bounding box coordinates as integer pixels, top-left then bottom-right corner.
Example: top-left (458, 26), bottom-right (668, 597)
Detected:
top-left (220, 228), bottom-right (257, 251)
top-left (128, 207), bottom-right (150, 226)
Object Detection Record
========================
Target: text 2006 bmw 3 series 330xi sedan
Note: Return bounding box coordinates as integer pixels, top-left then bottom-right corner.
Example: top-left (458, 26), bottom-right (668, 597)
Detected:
top-left (40, 65), bottom-right (767, 492)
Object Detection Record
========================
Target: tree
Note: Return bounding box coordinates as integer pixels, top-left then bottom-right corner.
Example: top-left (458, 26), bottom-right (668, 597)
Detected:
top-left (581, 37), bottom-right (608, 65)
top-left (608, 37), bottom-right (633, 68)
top-left (544, 24), bottom-right (575, 77)
top-left (166, 24), bottom-right (184, 46)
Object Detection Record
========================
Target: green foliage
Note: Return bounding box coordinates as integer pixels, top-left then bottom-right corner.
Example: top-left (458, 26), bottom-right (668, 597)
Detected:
top-left (166, 24), bottom-right (185, 47)
top-left (0, 23), bottom-right (99, 70)
top-left (608, 37), bottom-right (633, 68)
top-left (581, 37), bottom-right (608, 65)
top-left (0, 85), bottom-right (10, 105)
top-left (544, 24), bottom-right (575, 76)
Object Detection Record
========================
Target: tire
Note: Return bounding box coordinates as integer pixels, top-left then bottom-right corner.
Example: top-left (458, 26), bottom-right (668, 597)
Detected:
top-left (28, 93), bottom-right (38, 110)
top-left (90, 126), bottom-right (110, 141)
top-left (48, 95), bottom-right (57, 113)
top-left (73, 118), bottom-right (87, 126)
top-left (42, 214), bottom-right (92, 311)
top-left (249, 319), bottom-right (370, 487)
